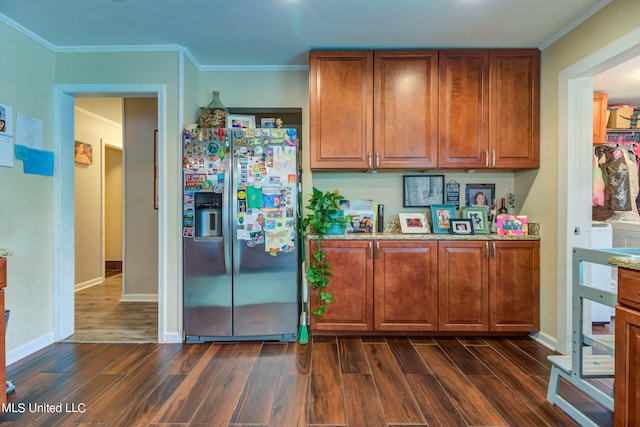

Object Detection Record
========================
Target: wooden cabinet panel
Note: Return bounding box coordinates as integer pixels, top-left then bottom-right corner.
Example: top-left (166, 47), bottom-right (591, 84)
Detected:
top-left (614, 305), bottom-right (640, 427)
top-left (489, 49), bottom-right (540, 168)
top-left (310, 240), bottom-right (373, 331)
top-left (0, 259), bottom-right (6, 406)
top-left (374, 50), bottom-right (438, 169)
top-left (489, 241), bottom-right (540, 331)
top-left (309, 50), bottom-right (373, 169)
top-left (374, 241), bottom-right (437, 331)
top-left (0, 258), bottom-right (5, 288)
top-left (438, 50), bottom-right (490, 169)
top-left (438, 241), bottom-right (489, 331)
top-left (593, 92), bottom-right (608, 144)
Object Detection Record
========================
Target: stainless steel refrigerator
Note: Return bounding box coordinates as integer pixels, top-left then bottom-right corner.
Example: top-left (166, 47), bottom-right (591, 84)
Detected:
top-left (182, 127), bottom-right (300, 343)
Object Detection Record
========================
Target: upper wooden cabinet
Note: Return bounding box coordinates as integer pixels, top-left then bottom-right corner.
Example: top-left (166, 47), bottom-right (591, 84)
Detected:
top-left (309, 48), bottom-right (540, 170)
top-left (374, 50), bottom-right (438, 169)
top-left (593, 92), bottom-right (608, 144)
top-left (438, 50), bottom-right (490, 169)
top-left (309, 50), bottom-right (438, 170)
top-left (438, 49), bottom-right (540, 168)
top-left (309, 50), bottom-right (373, 169)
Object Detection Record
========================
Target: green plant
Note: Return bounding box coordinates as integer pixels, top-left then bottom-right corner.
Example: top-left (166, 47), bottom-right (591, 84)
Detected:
top-left (302, 187), bottom-right (349, 321)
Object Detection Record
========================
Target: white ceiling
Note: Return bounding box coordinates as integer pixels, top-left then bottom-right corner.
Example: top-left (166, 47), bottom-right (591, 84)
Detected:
top-left (1, 0), bottom-right (637, 106)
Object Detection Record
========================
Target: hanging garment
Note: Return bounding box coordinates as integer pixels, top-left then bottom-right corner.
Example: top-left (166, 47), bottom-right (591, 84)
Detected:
top-left (592, 153), bottom-right (605, 207)
top-left (594, 145), bottom-right (631, 212)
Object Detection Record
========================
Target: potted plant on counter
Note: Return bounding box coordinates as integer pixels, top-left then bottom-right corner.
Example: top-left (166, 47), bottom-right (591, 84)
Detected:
top-left (302, 187), bottom-right (348, 321)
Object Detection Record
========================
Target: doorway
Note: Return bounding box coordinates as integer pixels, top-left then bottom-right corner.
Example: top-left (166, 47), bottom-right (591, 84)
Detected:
top-left (559, 28), bottom-right (640, 354)
top-left (52, 84), bottom-right (168, 343)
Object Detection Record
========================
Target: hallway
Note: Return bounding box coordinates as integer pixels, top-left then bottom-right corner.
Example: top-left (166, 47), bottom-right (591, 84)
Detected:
top-left (65, 274), bottom-right (157, 343)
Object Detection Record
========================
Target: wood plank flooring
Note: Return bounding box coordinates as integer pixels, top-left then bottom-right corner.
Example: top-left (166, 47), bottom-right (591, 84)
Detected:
top-left (65, 273), bottom-right (157, 343)
top-left (1, 334), bottom-right (613, 426)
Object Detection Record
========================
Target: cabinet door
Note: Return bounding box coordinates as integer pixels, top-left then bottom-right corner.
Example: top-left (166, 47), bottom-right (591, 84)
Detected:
top-left (593, 92), bottom-right (608, 144)
top-left (489, 49), bottom-right (540, 168)
top-left (309, 50), bottom-right (373, 169)
top-left (309, 240), bottom-right (373, 331)
top-left (438, 50), bottom-right (490, 169)
top-left (489, 240), bottom-right (540, 332)
top-left (438, 241), bottom-right (489, 331)
top-left (374, 50), bottom-right (438, 169)
top-left (374, 241), bottom-right (437, 331)
top-left (614, 305), bottom-right (640, 427)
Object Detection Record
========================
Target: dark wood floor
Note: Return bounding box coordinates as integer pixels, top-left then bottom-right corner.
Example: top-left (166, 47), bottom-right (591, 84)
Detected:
top-left (0, 333), bottom-right (613, 426)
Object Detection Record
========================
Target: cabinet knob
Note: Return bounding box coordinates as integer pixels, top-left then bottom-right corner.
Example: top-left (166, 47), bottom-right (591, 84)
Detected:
top-left (485, 150), bottom-right (489, 168)
top-left (368, 152), bottom-right (372, 168)
top-left (492, 150), bottom-right (496, 168)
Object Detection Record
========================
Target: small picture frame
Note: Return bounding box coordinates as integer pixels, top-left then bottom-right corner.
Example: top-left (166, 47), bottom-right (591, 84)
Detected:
top-left (74, 141), bottom-right (93, 165)
top-left (430, 204), bottom-right (456, 234)
top-left (450, 218), bottom-right (474, 235)
top-left (226, 114), bottom-right (256, 129)
top-left (465, 183), bottom-right (495, 209)
top-left (403, 174), bottom-right (445, 207)
top-left (497, 214), bottom-right (529, 236)
top-left (461, 206), bottom-right (489, 234)
top-left (398, 213), bottom-right (431, 234)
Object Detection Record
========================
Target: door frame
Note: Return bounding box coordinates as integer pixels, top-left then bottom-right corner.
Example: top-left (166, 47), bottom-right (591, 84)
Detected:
top-left (558, 28), bottom-right (640, 354)
top-left (53, 84), bottom-right (167, 342)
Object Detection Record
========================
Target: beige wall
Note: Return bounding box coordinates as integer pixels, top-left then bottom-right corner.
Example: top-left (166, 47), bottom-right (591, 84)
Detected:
top-left (123, 98), bottom-right (158, 296)
top-left (533, 0), bottom-right (640, 340)
top-left (105, 146), bottom-right (123, 262)
top-left (74, 100), bottom-right (123, 287)
top-left (0, 22), bottom-right (55, 351)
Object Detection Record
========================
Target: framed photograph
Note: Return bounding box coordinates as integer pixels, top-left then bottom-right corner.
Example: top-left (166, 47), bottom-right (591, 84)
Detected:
top-left (450, 218), bottom-right (474, 235)
top-left (430, 204), bottom-right (456, 234)
top-left (74, 141), bottom-right (93, 165)
top-left (461, 206), bottom-right (489, 234)
top-left (465, 183), bottom-right (495, 209)
top-left (398, 213), bottom-right (430, 234)
top-left (403, 175), bottom-right (445, 207)
top-left (226, 114), bottom-right (256, 129)
top-left (497, 214), bottom-right (529, 236)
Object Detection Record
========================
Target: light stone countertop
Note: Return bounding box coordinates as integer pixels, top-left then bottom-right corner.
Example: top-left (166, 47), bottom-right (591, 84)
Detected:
top-left (307, 232), bottom-right (540, 241)
top-left (609, 255), bottom-right (640, 271)
top-left (0, 249), bottom-right (13, 257)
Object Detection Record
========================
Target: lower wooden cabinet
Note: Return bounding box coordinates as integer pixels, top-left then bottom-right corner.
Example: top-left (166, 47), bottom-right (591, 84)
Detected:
top-left (0, 258), bottom-right (6, 407)
top-left (310, 239), bottom-right (539, 334)
top-left (614, 267), bottom-right (640, 426)
top-left (374, 241), bottom-right (437, 331)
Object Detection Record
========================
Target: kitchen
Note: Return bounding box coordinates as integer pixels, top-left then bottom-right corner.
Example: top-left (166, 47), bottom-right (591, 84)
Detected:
top-left (1, 0), bottom-right (640, 425)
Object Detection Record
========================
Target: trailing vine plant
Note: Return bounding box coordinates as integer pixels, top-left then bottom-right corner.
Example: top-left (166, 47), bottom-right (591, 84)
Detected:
top-left (302, 187), bottom-right (349, 321)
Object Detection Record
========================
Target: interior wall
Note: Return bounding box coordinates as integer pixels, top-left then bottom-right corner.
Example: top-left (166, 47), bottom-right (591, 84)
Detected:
top-left (105, 145), bottom-right (123, 262)
top-left (536, 0), bottom-right (640, 348)
top-left (0, 21), bottom-right (55, 354)
top-left (74, 100), bottom-right (123, 287)
top-left (123, 97), bottom-right (158, 296)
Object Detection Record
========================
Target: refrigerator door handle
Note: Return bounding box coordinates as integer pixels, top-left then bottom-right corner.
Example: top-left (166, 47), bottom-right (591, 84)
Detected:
top-left (232, 157), bottom-right (240, 274)
top-left (222, 155), bottom-right (231, 275)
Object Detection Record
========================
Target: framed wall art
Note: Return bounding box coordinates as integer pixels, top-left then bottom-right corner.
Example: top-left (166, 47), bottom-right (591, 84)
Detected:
top-left (465, 183), bottom-right (495, 209)
top-left (74, 141), bottom-right (93, 165)
top-left (450, 218), bottom-right (474, 235)
top-left (398, 213), bottom-right (430, 234)
top-left (226, 114), bottom-right (256, 129)
top-left (403, 174), bottom-right (445, 207)
top-left (430, 204), bottom-right (456, 234)
top-left (461, 206), bottom-right (489, 234)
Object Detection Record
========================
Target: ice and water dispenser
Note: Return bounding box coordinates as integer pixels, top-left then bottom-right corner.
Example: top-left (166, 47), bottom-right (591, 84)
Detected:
top-left (194, 192), bottom-right (222, 238)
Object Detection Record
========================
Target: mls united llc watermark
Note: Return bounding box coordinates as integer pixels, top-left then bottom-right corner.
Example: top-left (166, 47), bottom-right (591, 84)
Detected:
top-left (2, 402), bottom-right (86, 413)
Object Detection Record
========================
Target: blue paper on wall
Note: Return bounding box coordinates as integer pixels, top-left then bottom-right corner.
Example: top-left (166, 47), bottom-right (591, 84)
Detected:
top-left (23, 148), bottom-right (53, 176)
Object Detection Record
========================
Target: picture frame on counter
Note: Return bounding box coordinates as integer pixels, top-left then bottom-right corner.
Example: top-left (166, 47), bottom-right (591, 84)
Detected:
top-left (464, 183), bottom-right (495, 209)
top-left (398, 213), bottom-right (430, 234)
top-left (226, 114), bottom-right (256, 129)
top-left (430, 204), bottom-right (456, 234)
top-left (402, 174), bottom-right (444, 207)
top-left (461, 206), bottom-right (489, 234)
top-left (450, 218), bottom-right (474, 235)
top-left (497, 214), bottom-right (529, 236)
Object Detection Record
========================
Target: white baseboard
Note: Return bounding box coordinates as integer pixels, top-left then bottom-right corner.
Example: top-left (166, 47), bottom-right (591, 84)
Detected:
top-left (530, 331), bottom-right (559, 352)
top-left (74, 277), bottom-right (104, 292)
top-left (162, 332), bottom-right (183, 343)
top-left (119, 293), bottom-right (158, 303)
top-left (6, 332), bottom-right (55, 366)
